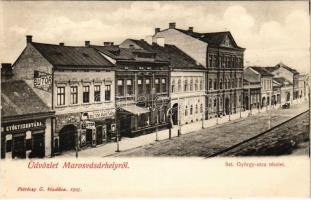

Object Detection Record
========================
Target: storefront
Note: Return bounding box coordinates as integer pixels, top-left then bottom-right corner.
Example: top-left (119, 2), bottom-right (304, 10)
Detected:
top-left (1, 120), bottom-right (50, 159)
top-left (54, 108), bottom-right (116, 154)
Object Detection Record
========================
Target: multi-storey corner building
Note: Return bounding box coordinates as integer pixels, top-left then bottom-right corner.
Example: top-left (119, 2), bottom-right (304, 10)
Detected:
top-left (152, 23), bottom-right (245, 119)
top-left (91, 39), bottom-right (170, 137)
top-left (245, 66), bottom-right (274, 108)
top-left (12, 36), bottom-right (115, 155)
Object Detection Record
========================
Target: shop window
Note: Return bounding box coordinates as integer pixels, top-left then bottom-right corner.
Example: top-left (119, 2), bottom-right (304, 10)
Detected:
top-left (162, 78), bottom-right (167, 92)
top-left (26, 139), bottom-right (32, 151)
top-left (94, 85), bottom-right (101, 102)
top-left (117, 80), bottom-right (124, 96)
top-left (83, 86), bottom-right (90, 103)
top-left (105, 85), bottom-right (111, 101)
top-left (145, 79), bottom-right (151, 93)
top-left (138, 79), bottom-right (143, 94)
top-left (155, 78), bottom-right (160, 93)
top-left (70, 86), bottom-right (78, 104)
top-left (127, 80), bottom-right (133, 96)
top-left (57, 87), bottom-right (65, 106)
top-left (6, 139), bottom-right (12, 152)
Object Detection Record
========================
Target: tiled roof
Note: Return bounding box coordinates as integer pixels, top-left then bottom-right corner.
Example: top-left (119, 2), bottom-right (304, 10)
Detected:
top-left (32, 42), bottom-right (113, 68)
top-left (92, 43), bottom-right (168, 63)
top-left (175, 29), bottom-right (244, 49)
top-left (265, 66), bottom-right (279, 72)
top-left (273, 77), bottom-right (293, 87)
top-left (124, 39), bottom-right (204, 70)
top-left (275, 62), bottom-right (299, 74)
top-left (1, 80), bottom-right (52, 118)
top-left (249, 66), bottom-right (274, 77)
top-left (244, 71), bottom-right (260, 83)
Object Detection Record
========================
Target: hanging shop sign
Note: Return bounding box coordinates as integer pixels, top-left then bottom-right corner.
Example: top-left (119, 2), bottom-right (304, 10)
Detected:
top-left (1, 120), bottom-right (44, 134)
top-left (81, 121), bottom-right (96, 130)
top-left (34, 70), bottom-right (52, 92)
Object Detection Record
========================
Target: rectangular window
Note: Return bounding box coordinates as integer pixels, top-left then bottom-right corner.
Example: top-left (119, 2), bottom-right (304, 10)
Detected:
top-left (70, 86), bottom-right (78, 104)
top-left (127, 79), bottom-right (133, 95)
top-left (57, 87), bottom-right (65, 106)
top-left (145, 79), bottom-right (151, 93)
top-left (105, 85), bottom-right (111, 101)
top-left (94, 85), bottom-right (101, 102)
top-left (155, 78), bottom-right (160, 93)
top-left (138, 79), bottom-right (143, 94)
top-left (161, 78), bottom-right (167, 92)
top-left (83, 86), bottom-right (90, 103)
top-left (117, 80), bottom-right (124, 96)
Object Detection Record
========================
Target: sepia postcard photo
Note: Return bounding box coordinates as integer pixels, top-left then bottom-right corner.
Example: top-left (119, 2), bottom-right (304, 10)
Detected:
top-left (0, 0), bottom-right (310, 198)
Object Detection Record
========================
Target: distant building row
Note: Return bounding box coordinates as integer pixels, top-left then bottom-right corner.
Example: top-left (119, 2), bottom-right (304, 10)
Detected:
top-left (1, 22), bottom-right (309, 159)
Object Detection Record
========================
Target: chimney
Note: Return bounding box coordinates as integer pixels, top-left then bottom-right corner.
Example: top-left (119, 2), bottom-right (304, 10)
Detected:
top-left (103, 42), bottom-right (114, 46)
top-left (59, 42), bottom-right (64, 46)
top-left (169, 22), bottom-right (176, 29)
top-left (188, 27), bottom-right (193, 32)
top-left (26, 35), bottom-right (32, 44)
top-left (85, 41), bottom-right (90, 47)
top-left (1, 63), bottom-right (13, 80)
top-left (155, 28), bottom-right (160, 34)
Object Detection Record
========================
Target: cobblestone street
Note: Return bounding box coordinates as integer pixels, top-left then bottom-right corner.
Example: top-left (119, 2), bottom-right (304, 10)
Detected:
top-left (115, 101), bottom-right (309, 157)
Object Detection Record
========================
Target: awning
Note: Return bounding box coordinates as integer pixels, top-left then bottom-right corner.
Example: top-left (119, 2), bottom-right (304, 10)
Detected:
top-left (121, 105), bottom-right (150, 115)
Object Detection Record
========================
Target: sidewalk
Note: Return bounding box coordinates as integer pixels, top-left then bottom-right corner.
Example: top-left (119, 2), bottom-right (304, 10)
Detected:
top-left (58, 99), bottom-right (309, 158)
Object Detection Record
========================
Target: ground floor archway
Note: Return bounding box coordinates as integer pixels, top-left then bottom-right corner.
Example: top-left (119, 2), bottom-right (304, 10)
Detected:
top-left (59, 124), bottom-right (77, 152)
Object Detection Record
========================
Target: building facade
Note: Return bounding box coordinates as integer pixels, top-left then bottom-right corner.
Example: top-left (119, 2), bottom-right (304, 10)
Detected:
top-left (141, 43), bottom-right (206, 126)
top-left (92, 39), bottom-right (170, 137)
top-left (12, 36), bottom-right (115, 155)
top-left (243, 68), bottom-right (261, 111)
top-left (152, 23), bottom-right (245, 119)
top-left (266, 63), bottom-right (300, 101)
top-left (245, 67), bottom-right (274, 108)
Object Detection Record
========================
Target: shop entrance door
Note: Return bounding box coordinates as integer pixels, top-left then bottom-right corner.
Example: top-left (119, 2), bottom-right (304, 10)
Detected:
top-left (96, 126), bottom-right (103, 145)
top-left (86, 129), bottom-right (93, 146)
top-left (12, 135), bottom-right (26, 159)
top-left (59, 125), bottom-right (77, 152)
top-left (31, 133), bottom-right (45, 158)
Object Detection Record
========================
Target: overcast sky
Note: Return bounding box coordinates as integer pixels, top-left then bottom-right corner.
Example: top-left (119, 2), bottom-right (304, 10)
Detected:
top-left (0, 1), bottom-right (309, 73)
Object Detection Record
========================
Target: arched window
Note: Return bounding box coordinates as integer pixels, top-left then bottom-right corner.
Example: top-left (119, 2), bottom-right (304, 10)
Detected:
top-left (190, 105), bottom-right (193, 115)
top-left (178, 79), bottom-right (181, 92)
top-left (214, 99), bottom-right (217, 107)
top-left (209, 79), bottom-right (212, 90)
top-left (220, 79), bottom-right (223, 89)
top-left (195, 105), bottom-right (198, 113)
